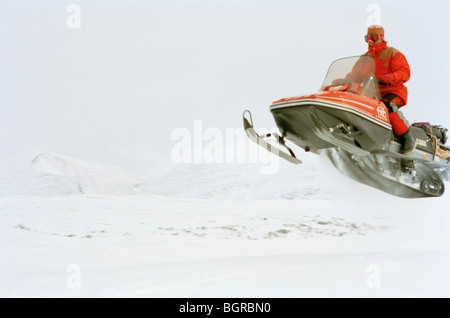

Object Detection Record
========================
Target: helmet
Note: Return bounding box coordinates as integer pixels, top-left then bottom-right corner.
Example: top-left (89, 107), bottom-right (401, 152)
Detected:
top-left (365, 25), bottom-right (387, 43)
top-left (367, 25), bottom-right (385, 36)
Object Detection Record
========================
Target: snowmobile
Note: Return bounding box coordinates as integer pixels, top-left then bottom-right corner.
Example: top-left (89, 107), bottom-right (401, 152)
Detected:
top-left (243, 55), bottom-right (450, 198)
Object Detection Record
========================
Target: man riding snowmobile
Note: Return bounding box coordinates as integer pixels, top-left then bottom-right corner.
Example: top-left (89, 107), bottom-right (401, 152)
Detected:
top-left (243, 25), bottom-right (449, 198)
top-left (347, 25), bottom-right (416, 155)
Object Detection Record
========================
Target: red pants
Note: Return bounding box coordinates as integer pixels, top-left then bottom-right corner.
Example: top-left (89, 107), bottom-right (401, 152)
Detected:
top-left (383, 95), bottom-right (410, 136)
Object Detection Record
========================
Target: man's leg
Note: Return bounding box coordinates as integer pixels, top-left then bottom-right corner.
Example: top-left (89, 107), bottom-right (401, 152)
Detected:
top-left (383, 94), bottom-right (415, 155)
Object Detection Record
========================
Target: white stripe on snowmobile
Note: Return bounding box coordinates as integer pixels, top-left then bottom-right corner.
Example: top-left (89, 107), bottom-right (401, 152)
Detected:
top-left (270, 99), bottom-right (392, 130)
top-left (315, 96), bottom-right (375, 110)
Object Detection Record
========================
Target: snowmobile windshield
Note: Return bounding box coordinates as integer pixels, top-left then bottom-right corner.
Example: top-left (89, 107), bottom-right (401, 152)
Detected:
top-left (321, 56), bottom-right (382, 100)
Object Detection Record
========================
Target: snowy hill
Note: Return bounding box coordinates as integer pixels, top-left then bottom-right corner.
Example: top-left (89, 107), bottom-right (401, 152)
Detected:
top-left (0, 152), bottom-right (154, 196)
top-left (0, 151), bottom-right (338, 200)
top-left (146, 159), bottom-right (332, 200)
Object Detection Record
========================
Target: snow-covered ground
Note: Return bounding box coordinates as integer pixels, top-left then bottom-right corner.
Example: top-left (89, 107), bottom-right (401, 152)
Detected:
top-left (1, 151), bottom-right (450, 297)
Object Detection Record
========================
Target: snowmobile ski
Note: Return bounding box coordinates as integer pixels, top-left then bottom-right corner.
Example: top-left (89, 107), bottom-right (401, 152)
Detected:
top-left (243, 110), bottom-right (302, 164)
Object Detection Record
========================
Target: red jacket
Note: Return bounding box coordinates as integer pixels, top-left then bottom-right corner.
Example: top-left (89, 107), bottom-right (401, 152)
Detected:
top-left (346, 42), bottom-right (411, 106)
top-left (367, 42), bottom-right (411, 106)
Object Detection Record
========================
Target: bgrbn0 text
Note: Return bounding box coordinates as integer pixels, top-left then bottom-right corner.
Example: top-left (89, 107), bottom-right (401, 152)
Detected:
top-left (223, 303), bottom-right (270, 313)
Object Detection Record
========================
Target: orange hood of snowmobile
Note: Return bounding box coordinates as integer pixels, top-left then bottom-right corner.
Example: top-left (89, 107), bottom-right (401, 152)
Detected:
top-left (271, 89), bottom-right (390, 128)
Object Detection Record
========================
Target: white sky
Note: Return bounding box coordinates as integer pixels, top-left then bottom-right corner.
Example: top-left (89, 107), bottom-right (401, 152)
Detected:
top-left (1, 0), bottom-right (449, 164)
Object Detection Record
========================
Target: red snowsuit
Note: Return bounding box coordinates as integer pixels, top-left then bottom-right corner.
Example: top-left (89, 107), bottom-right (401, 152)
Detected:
top-left (368, 41), bottom-right (410, 106)
top-left (367, 41), bottom-right (411, 136)
top-left (346, 42), bottom-right (411, 136)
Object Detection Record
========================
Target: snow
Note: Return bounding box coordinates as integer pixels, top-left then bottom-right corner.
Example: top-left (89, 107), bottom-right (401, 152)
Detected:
top-left (2, 0), bottom-right (450, 300)
top-left (1, 151), bottom-right (450, 297)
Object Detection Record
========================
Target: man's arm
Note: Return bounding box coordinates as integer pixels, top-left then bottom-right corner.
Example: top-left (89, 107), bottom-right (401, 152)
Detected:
top-left (378, 52), bottom-right (411, 84)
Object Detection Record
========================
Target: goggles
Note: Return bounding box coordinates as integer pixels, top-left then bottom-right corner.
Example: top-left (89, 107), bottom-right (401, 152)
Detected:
top-left (364, 33), bottom-right (384, 43)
